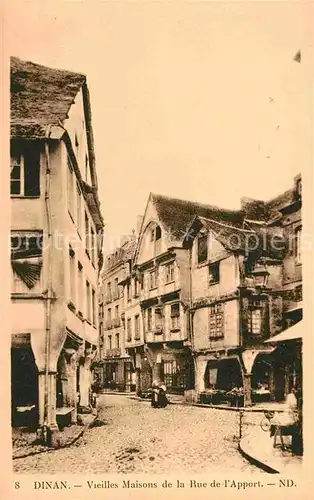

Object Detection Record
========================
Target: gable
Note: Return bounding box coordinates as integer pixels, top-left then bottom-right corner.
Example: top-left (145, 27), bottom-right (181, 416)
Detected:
top-left (134, 197), bottom-right (170, 266)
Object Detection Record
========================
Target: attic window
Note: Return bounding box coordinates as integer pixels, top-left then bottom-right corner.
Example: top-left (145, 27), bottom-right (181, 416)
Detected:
top-left (155, 226), bottom-right (161, 240)
top-left (197, 234), bottom-right (208, 264)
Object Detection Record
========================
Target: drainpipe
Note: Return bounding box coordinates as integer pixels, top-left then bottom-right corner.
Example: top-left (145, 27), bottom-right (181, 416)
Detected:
top-left (43, 126), bottom-right (52, 443)
top-left (188, 248), bottom-right (193, 343)
top-left (188, 247), bottom-right (195, 393)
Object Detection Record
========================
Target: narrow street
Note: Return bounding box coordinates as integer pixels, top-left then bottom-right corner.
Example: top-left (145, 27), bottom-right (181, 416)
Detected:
top-left (14, 395), bottom-right (263, 474)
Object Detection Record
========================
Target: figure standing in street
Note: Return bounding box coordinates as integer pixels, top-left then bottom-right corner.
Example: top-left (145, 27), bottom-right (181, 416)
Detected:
top-left (151, 381), bottom-right (160, 408)
top-left (158, 382), bottom-right (168, 408)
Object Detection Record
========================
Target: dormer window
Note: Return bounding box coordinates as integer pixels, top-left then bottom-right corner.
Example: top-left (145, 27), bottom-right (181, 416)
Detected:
top-left (197, 234), bottom-right (208, 264)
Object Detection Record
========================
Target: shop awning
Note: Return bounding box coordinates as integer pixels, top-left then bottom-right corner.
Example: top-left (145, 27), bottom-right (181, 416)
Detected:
top-left (265, 323), bottom-right (303, 343)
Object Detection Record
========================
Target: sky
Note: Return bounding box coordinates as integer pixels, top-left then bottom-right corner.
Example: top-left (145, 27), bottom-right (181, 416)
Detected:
top-left (3, 0), bottom-right (313, 252)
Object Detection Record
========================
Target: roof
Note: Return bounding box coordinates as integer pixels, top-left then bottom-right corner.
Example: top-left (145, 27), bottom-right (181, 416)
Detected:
top-left (240, 186), bottom-right (297, 223)
top-left (265, 322), bottom-right (303, 343)
top-left (11, 57), bottom-right (86, 139)
top-left (103, 237), bottom-right (137, 275)
top-left (151, 193), bottom-right (244, 241)
top-left (197, 217), bottom-right (255, 252)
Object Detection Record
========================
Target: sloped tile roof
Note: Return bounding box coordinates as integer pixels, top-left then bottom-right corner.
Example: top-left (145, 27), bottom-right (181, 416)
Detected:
top-left (197, 217), bottom-right (256, 252)
top-left (11, 56), bottom-right (86, 139)
top-left (151, 193), bottom-right (244, 241)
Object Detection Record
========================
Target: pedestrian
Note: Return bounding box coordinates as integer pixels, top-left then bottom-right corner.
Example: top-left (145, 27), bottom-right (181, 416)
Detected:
top-left (158, 382), bottom-right (168, 408)
top-left (151, 380), bottom-right (160, 408)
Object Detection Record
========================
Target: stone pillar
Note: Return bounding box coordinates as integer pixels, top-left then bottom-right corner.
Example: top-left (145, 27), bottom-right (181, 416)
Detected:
top-left (135, 368), bottom-right (141, 396)
top-left (194, 357), bottom-right (207, 395)
top-left (38, 372), bottom-right (46, 427)
top-left (243, 373), bottom-right (252, 407)
top-left (64, 349), bottom-right (79, 424)
top-left (79, 350), bottom-right (93, 407)
top-left (152, 363), bottom-right (162, 384)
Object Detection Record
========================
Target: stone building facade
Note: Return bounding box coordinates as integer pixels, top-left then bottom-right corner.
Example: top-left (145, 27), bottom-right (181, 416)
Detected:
top-left (98, 237), bottom-right (137, 392)
top-left (186, 174), bottom-right (302, 405)
top-left (10, 57), bottom-right (104, 443)
top-left (110, 177), bottom-right (302, 406)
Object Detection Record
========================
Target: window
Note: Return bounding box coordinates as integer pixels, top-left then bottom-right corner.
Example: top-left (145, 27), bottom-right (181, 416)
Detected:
top-left (69, 247), bottom-right (76, 306)
top-left (162, 359), bottom-right (187, 389)
top-left (127, 318), bottom-right (132, 341)
top-left (85, 212), bottom-right (90, 255)
top-left (11, 234), bottom-right (43, 260)
top-left (208, 262), bottom-right (220, 284)
top-left (134, 278), bottom-right (139, 297)
top-left (149, 270), bottom-right (157, 289)
top-left (197, 234), bottom-right (208, 264)
top-left (127, 283), bottom-right (131, 302)
top-left (107, 308), bottom-right (112, 322)
top-left (147, 308), bottom-right (152, 332)
top-left (78, 262), bottom-right (83, 314)
top-left (209, 303), bottom-right (224, 339)
top-left (67, 156), bottom-right (75, 217)
top-left (116, 333), bottom-right (120, 349)
top-left (86, 281), bottom-right (91, 322)
top-left (76, 183), bottom-right (82, 235)
top-left (11, 153), bottom-right (23, 195)
top-left (92, 288), bottom-right (96, 326)
top-left (107, 282), bottom-right (112, 302)
top-left (295, 228), bottom-right (302, 263)
top-left (115, 305), bottom-right (119, 319)
top-left (91, 227), bottom-right (96, 266)
top-left (155, 226), bottom-right (162, 240)
top-left (135, 314), bottom-right (140, 339)
top-left (108, 335), bottom-right (112, 350)
top-left (154, 307), bottom-right (163, 333)
top-left (248, 299), bottom-right (262, 335)
top-left (114, 277), bottom-right (119, 299)
top-left (10, 142), bottom-right (40, 196)
top-left (171, 303), bottom-right (180, 330)
top-left (165, 263), bottom-right (175, 283)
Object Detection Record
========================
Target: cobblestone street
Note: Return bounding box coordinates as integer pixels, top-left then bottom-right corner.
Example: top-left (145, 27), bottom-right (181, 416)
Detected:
top-left (13, 395), bottom-right (263, 474)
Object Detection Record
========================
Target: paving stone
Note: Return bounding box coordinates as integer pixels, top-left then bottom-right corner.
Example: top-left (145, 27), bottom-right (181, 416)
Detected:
top-left (13, 394), bottom-right (264, 474)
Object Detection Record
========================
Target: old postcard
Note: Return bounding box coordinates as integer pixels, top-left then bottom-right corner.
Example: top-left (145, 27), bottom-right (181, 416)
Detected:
top-left (1, 0), bottom-right (313, 499)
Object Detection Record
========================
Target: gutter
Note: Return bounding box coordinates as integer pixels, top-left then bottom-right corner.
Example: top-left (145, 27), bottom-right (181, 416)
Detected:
top-left (43, 126), bottom-right (52, 442)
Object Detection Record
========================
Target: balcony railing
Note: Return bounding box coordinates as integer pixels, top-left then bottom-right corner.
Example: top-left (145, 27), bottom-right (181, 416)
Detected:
top-left (106, 348), bottom-right (121, 358)
top-left (104, 319), bottom-right (113, 330)
top-left (105, 293), bottom-right (112, 304)
top-left (112, 317), bottom-right (121, 328)
top-left (153, 325), bottom-right (163, 335)
top-left (168, 329), bottom-right (182, 342)
top-left (146, 331), bottom-right (164, 343)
